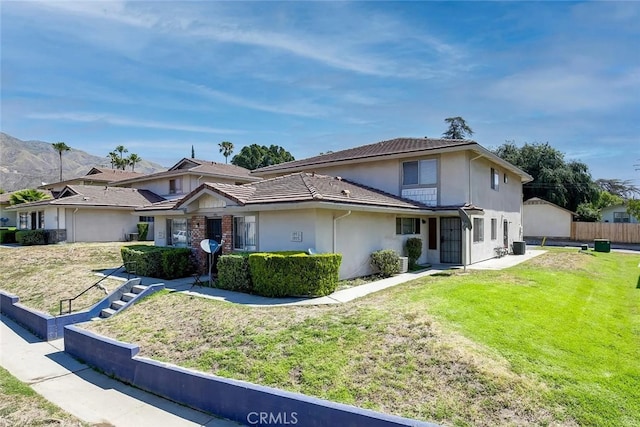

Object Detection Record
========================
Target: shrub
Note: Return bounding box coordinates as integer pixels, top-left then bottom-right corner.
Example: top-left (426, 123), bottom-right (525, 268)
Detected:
top-left (217, 254), bottom-right (252, 293)
top-left (137, 222), bottom-right (149, 240)
top-left (121, 245), bottom-right (195, 279)
top-left (370, 249), bottom-right (400, 277)
top-left (16, 229), bottom-right (47, 246)
top-left (0, 228), bottom-right (17, 244)
top-left (249, 252), bottom-right (342, 297)
top-left (405, 237), bottom-right (423, 269)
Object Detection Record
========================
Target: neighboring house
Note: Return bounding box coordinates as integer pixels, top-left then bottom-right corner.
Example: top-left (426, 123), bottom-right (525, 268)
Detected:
top-left (523, 197), bottom-right (576, 239)
top-left (7, 185), bottom-right (164, 242)
top-left (0, 190), bottom-right (54, 228)
top-left (148, 138), bottom-right (532, 279)
top-left (601, 204), bottom-right (639, 224)
top-left (39, 167), bottom-right (146, 196)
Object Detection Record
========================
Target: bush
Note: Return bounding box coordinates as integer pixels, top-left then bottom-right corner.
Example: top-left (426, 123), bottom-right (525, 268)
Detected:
top-left (217, 254), bottom-right (252, 292)
top-left (121, 245), bottom-right (195, 279)
top-left (16, 229), bottom-right (47, 246)
top-left (405, 237), bottom-right (423, 269)
top-left (370, 249), bottom-right (400, 277)
top-left (249, 252), bottom-right (342, 297)
top-left (137, 222), bottom-right (149, 240)
top-left (0, 228), bottom-right (17, 244)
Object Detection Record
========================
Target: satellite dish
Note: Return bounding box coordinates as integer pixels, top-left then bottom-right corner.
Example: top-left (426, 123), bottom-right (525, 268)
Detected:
top-left (200, 239), bottom-right (220, 254)
top-left (458, 208), bottom-right (472, 230)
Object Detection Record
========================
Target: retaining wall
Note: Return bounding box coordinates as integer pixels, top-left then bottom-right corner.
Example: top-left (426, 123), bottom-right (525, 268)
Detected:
top-left (64, 325), bottom-right (437, 427)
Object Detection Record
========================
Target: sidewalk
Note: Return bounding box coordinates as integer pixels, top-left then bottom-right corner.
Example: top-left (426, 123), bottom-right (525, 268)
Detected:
top-left (0, 315), bottom-right (240, 427)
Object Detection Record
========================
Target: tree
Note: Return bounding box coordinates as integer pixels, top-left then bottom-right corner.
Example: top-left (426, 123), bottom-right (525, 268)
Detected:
top-left (575, 191), bottom-right (624, 222)
top-left (442, 116), bottom-right (474, 140)
top-left (595, 179), bottom-right (640, 200)
top-left (107, 151), bottom-right (119, 169)
top-left (231, 144), bottom-right (295, 170)
top-left (218, 141), bottom-right (234, 164)
top-left (9, 189), bottom-right (51, 205)
top-left (191, 145), bottom-right (195, 159)
top-left (127, 153), bottom-right (142, 172)
top-left (492, 141), bottom-right (599, 212)
top-left (627, 199), bottom-right (640, 221)
top-left (51, 141), bottom-right (71, 182)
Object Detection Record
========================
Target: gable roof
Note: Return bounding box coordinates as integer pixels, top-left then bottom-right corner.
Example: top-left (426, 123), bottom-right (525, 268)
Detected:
top-left (39, 167), bottom-right (146, 189)
top-left (7, 185), bottom-right (164, 210)
top-left (252, 137), bottom-right (533, 182)
top-left (114, 158), bottom-right (260, 185)
top-left (524, 197), bottom-right (577, 215)
top-left (177, 172), bottom-right (476, 212)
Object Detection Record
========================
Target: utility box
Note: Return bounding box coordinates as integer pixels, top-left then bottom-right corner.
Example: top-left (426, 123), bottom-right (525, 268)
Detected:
top-left (398, 257), bottom-right (409, 273)
top-left (594, 239), bottom-right (611, 253)
top-left (512, 241), bottom-right (526, 255)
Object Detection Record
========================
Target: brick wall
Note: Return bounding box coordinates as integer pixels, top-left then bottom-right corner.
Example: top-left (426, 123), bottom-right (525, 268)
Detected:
top-left (222, 215), bottom-right (233, 253)
top-left (189, 215), bottom-right (206, 273)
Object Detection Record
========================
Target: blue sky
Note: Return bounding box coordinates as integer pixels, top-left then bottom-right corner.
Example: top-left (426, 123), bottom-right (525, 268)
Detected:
top-left (1, 1), bottom-right (639, 183)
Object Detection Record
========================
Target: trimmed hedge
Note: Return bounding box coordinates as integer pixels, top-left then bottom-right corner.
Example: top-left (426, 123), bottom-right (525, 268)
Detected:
top-left (0, 228), bottom-right (16, 244)
top-left (216, 254), bottom-right (252, 293)
top-left (137, 222), bottom-right (149, 241)
top-left (16, 229), bottom-right (47, 246)
top-left (370, 249), bottom-right (400, 277)
top-left (248, 252), bottom-right (342, 298)
top-left (121, 245), bottom-right (195, 279)
top-left (405, 237), bottom-right (423, 269)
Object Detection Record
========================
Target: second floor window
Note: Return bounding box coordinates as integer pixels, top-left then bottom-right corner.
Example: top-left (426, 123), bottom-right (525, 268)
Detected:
top-left (403, 159), bottom-right (437, 186)
top-left (491, 168), bottom-right (499, 191)
top-left (169, 178), bottom-right (182, 195)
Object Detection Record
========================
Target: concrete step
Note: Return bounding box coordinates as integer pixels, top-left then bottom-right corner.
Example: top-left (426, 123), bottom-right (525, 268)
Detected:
top-left (100, 308), bottom-right (116, 318)
top-left (110, 300), bottom-right (127, 310)
top-left (132, 284), bottom-right (147, 294)
top-left (121, 292), bottom-right (137, 302)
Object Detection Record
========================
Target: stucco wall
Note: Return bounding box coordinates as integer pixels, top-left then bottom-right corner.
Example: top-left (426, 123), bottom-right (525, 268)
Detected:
top-left (523, 203), bottom-right (573, 237)
top-left (0, 204), bottom-right (17, 227)
top-left (65, 208), bottom-right (138, 242)
top-left (258, 210), bottom-right (320, 253)
top-left (439, 151), bottom-right (470, 205)
top-left (468, 209), bottom-right (523, 263)
top-left (129, 176), bottom-right (238, 199)
top-left (601, 205), bottom-right (639, 223)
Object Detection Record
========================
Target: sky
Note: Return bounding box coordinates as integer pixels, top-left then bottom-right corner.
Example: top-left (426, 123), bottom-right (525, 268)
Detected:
top-left (1, 1), bottom-right (639, 183)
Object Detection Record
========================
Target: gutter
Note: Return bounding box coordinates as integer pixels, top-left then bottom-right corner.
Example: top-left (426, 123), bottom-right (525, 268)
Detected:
top-left (333, 210), bottom-right (351, 253)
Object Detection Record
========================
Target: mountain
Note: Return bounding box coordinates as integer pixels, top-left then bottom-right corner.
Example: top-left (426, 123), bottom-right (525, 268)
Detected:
top-left (0, 133), bottom-right (166, 192)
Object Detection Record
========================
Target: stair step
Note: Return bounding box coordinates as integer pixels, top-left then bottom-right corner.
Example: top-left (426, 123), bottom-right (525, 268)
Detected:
top-left (122, 292), bottom-right (137, 302)
top-left (111, 300), bottom-right (127, 310)
top-left (100, 308), bottom-right (116, 318)
top-left (132, 284), bottom-right (147, 294)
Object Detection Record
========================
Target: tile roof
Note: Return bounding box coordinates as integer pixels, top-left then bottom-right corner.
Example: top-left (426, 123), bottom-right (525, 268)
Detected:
top-left (185, 172), bottom-right (430, 210)
top-left (253, 137), bottom-right (475, 174)
top-left (39, 168), bottom-right (146, 189)
top-left (7, 185), bottom-right (164, 209)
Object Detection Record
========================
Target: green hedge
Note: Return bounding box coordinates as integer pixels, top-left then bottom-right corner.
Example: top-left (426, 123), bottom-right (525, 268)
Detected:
top-left (217, 254), bottom-right (252, 292)
top-left (405, 237), bottom-right (423, 269)
top-left (248, 252), bottom-right (342, 297)
top-left (121, 245), bottom-right (195, 279)
top-left (0, 228), bottom-right (17, 244)
top-left (137, 222), bottom-right (149, 240)
top-left (370, 249), bottom-right (400, 277)
top-left (16, 229), bottom-right (47, 246)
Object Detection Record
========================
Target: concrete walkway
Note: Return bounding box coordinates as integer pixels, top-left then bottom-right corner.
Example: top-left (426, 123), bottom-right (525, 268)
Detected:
top-left (0, 315), bottom-right (241, 427)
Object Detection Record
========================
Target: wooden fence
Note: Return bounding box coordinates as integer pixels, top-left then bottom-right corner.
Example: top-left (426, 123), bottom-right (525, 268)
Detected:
top-left (571, 222), bottom-right (640, 244)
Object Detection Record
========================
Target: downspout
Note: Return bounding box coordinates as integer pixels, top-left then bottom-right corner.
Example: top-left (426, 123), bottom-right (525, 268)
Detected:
top-left (333, 210), bottom-right (351, 253)
top-left (72, 208), bottom-right (78, 243)
top-left (466, 154), bottom-right (483, 266)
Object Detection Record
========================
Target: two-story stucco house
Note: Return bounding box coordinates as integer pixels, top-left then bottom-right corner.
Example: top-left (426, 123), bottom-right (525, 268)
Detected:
top-left (152, 138), bottom-right (532, 279)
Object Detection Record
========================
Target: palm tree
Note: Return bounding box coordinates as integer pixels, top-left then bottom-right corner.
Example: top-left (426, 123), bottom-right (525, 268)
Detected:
top-left (107, 151), bottom-right (119, 169)
top-left (218, 141), bottom-right (234, 164)
top-left (442, 117), bottom-right (474, 140)
top-left (9, 189), bottom-right (51, 205)
top-left (51, 142), bottom-right (71, 181)
top-left (128, 153), bottom-right (142, 172)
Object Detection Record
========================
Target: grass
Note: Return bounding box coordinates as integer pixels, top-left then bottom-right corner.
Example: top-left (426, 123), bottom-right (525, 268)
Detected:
top-left (0, 242), bottom-right (147, 315)
top-left (0, 366), bottom-right (87, 426)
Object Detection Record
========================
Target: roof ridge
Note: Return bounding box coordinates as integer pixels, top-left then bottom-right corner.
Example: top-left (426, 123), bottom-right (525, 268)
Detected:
top-left (300, 173), bottom-right (323, 200)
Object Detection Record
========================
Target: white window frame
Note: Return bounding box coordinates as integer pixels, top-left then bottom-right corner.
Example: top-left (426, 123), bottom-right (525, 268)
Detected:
top-left (168, 218), bottom-right (189, 247)
top-left (19, 212), bottom-right (28, 229)
top-left (613, 212), bottom-right (630, 223)
top-left (473, 218), bottom-right (484, 242)
top-left (402, 159), bottom-right (438, 187)
top-left (234, 215), bottom-right (257, 251)
top-left (38, 211), bottom-right (45, 229)
top-left (169, 178), bottom-right (182, 195)
top-left (395, 217), bottom-right (421, 235)
top-left (491, 168), bottom-right (499, 191)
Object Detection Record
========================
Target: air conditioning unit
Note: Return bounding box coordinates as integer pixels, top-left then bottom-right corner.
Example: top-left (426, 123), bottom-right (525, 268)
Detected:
top-left (398, 257), bottom-right (409, 273)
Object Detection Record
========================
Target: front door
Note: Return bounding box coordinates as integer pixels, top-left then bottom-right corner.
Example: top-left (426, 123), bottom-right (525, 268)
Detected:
top-left (503, 220), bottom-right (509, 248)
top-left (440, 217), bottom-right (462, 264)
top-left (206, 218), bottom-right (223, 274)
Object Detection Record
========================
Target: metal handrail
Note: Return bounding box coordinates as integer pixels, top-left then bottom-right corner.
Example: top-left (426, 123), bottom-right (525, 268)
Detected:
top-left (58, 262), bottom-right (137, 315)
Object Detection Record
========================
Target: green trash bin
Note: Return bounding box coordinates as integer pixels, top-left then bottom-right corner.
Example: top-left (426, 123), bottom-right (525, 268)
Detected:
top-left (594, 239), bottom-right (610, 253)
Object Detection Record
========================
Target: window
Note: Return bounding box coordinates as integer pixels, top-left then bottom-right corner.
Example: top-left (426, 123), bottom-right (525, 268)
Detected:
top-left (491, 168), bottom-right (499, 191)
top-left (19, 212), bottom-right (28, 229)
top-left (168, 218), bottom-right (188, 247)
top-left (613, 212), bottom-right (631, 223)
top-left (473, 218), bottom-right (484, 242)
top-left (402, 159), bottom-right (437, 186)
top-left (169, 178), bottom-right (182, 195)
top-left (139, 216), bottom-right (155, 222)
top-left (234, 215), bottom-right (256, 251)
top-left (503, 173), bottom-right (508, 184)
top-left (491, 218), bottom-right (497, 240)
top-left (38, 211), bottom-right (45, 229)
top-left (396, 217), bottom-right (421, 235)
top-left (428, 218), bottom-right (437, 249)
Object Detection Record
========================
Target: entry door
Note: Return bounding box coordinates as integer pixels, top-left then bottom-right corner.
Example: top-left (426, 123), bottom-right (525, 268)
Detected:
top-left (206, 218), bottom-right (223, 274)
top-left (503, 220), bottom-right (509, 248)
top-left (440, 217), bottom-right (462, 264)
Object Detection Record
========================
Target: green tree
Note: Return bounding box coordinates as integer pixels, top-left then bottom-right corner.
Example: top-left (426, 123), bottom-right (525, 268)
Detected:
top-left (51, 141), bottom-right (71, 181)
top-left (218, 141), bottom-right (234, 164)
top-left (442, 116), bottom-right (474, 140)
top-left (127, 153), bottom-right (142, 172)
top-left (191, 145), bottom-right (195, 159)
top-left (595, 179), bottom-right (640, 199)
top-left (627, 199), bottom-right (640, 221)
top-left (231, 144), bottom-right (295, 170)
top-left (493, 141), bottom-right (599, 212)
top-left (9, 189), bottom-right (51, 205)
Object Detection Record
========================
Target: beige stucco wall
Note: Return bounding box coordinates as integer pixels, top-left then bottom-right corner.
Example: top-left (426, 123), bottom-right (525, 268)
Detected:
top-left (65, 208), bottom-right (138, 242)
top-left (129, 175), bottom-right (238, 199)
top-left (523, 203), bottom-right (573, 237)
